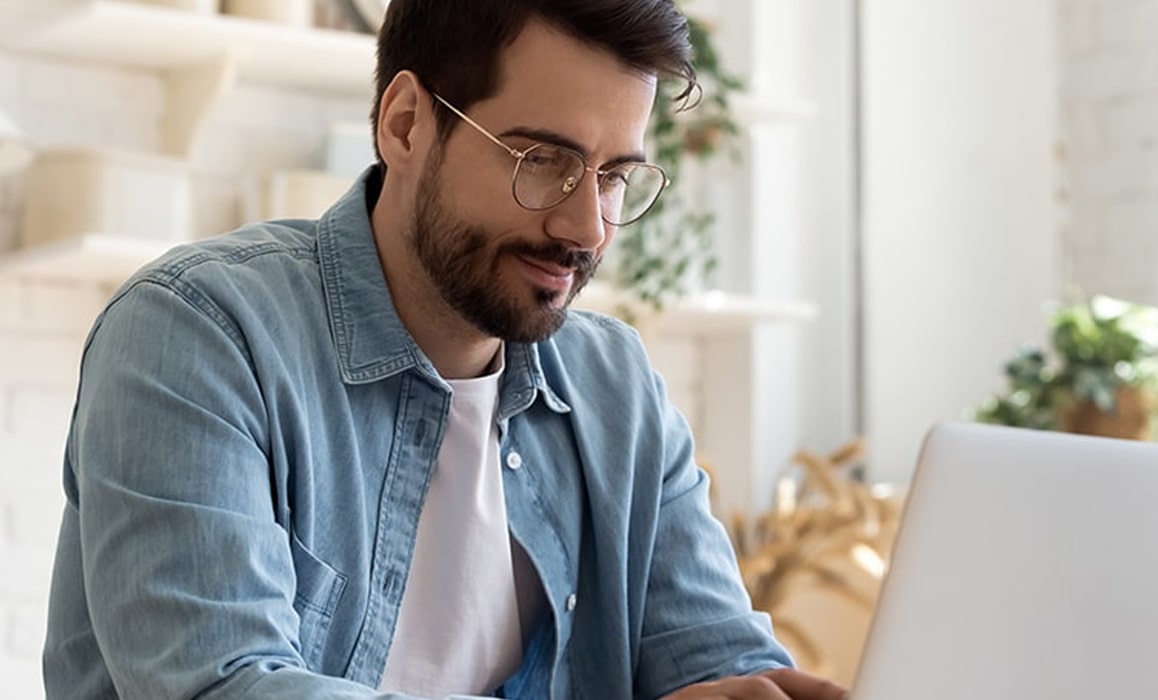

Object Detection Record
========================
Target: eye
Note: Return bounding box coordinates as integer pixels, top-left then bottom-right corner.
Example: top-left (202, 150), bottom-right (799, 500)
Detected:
top-left (520, 146), bottom-right (572, 174)
top-left (599, 167), bottom-right (631, 191)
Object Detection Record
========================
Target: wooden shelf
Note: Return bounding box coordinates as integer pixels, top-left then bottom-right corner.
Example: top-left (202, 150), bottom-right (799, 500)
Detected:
top-left (0, 0), bottom-right (376, 94)
top-left (0, 234), bottom-right (173, 284)
top-left (576, 282), bottom-right (816, 334)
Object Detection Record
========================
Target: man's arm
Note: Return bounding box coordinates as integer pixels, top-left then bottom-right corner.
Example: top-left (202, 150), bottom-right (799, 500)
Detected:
top-left (47, 281), bottom-right (432, 699)
top-left (633, 367), bottom-right (848, 700)
top-left (630, 364), bottom-right (793, 698)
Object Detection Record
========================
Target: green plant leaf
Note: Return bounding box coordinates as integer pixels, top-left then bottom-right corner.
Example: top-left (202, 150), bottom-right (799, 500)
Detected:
top-left (975, 295), bottom-right (1158, 431)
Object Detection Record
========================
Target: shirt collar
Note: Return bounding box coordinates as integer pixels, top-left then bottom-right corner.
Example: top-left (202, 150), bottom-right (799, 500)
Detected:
top-left (316, 166), bottom-right (571, 415)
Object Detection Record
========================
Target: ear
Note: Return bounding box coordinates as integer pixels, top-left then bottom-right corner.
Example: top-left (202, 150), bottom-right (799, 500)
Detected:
top-left (375, 70), bottom-right (434, 170)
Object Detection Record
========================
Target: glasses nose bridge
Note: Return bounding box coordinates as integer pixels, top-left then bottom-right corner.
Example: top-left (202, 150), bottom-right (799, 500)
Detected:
top-left (562, 158), bottom-right (610, 210)
top-left (578, 159), bottom-right (616, 189)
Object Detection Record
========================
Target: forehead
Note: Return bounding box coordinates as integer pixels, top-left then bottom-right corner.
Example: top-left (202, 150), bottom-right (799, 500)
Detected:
top-left (476, 18), bottom-right (658, 152)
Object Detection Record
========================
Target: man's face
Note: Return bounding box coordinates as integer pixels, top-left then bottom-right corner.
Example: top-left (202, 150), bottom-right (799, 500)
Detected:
top-left (405, 19), bottom-right (657, 343)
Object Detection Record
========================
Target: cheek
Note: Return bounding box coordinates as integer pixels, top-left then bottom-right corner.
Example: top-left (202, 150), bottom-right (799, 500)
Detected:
top-left (440, 147), bottom-right (522, 215)
top-left (449, 180), bottom-right (528, 233)
top-left (431, 151), bottom-right (549, 237)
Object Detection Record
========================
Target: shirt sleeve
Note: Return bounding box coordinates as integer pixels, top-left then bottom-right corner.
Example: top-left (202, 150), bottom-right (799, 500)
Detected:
top-left (634, 366), bottom-right (795, 699)
top-left (54, 279), bottom-right (459, 700)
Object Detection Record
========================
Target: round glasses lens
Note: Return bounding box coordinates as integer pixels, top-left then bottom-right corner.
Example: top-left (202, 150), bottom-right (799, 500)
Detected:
top-left (600, 163), bottom-right (666, 226)
top-left (513, 145), bottom-right (586, 210)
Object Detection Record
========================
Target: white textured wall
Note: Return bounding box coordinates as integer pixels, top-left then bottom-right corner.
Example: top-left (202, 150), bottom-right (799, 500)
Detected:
top-left (0, 276), bottom-right (104, 696)
top-left (861, 0), bottom-right (1061, 482)
top-left (1058, 0), bottom-right (1158, 306)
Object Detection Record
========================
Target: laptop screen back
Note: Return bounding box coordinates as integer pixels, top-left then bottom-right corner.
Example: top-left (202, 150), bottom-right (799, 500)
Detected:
top-left (851, 422), bottom-right (1158, 700)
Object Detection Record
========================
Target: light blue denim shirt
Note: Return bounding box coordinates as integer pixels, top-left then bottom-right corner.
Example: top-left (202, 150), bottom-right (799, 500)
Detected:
top-left (44, 168), bottom-right (791, 699)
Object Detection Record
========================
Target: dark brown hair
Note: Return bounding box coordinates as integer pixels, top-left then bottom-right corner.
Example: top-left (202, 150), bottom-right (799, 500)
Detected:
top-left (370, 0), bottom-right (697, 160)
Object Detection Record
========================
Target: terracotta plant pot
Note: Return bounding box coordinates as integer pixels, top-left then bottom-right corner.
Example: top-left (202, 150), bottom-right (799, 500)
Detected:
top-left (1059, 385), bottom-right (1156, 441)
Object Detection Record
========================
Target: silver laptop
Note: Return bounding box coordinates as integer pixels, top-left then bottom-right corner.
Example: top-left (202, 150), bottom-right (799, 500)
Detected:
top-left (851, 421), bottom-right (1158, 700)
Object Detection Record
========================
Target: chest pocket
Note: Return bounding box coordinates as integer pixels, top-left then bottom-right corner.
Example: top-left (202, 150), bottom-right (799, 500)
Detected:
top-left (290, 533), bottom-right (348, 666)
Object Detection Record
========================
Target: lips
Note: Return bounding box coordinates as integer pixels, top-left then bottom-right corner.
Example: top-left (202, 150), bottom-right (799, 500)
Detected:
top-left (514, 254), bottom-right (575, 293)
top-left (502, 239), bottom-right (595, 269)
top-left (518, 255), bottom-right (574, 278)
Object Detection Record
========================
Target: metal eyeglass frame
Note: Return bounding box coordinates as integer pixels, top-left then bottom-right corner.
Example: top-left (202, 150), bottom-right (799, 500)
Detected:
top-left (432, 93), bottom-right (669, 226)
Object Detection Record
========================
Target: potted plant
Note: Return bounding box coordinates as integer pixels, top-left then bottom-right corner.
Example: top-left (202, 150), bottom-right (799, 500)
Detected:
top-left (975, 295), bottom-right (1158, 440)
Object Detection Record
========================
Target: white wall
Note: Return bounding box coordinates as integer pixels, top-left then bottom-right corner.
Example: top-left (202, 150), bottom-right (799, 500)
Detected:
top-left (0, 275), bottom-right (104, 696)
top-left (1058, 0), bottom-right (1158, 306)
top-left (796, 0), bottom-right (859, 461)
top-left (861, 0), bottom-right (1061, 481)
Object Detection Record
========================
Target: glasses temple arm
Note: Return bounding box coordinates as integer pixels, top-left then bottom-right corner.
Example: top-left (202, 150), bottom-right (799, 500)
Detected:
top-left (432, 93), bottom-right (523, 159)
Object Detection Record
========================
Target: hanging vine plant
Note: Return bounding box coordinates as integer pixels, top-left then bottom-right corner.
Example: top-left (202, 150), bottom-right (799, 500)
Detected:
top-left (609, 12), bottom-right (744, 311)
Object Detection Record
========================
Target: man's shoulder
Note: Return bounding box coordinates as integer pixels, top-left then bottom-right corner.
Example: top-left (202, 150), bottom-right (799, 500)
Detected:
top-left (137, 219), bottom-right (319, 283)
top-left (102, 219), bottom-right (325, 329)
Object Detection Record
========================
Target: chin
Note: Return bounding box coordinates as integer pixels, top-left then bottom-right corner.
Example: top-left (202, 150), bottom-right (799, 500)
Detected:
top-left (511, 287), bottom-right (570, 341)
top-left (534, 285), bottom-right (570, 309)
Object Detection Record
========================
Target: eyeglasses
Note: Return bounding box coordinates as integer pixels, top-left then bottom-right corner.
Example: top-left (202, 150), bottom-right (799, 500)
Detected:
top-left (432, 93), bottom-right (668, 227)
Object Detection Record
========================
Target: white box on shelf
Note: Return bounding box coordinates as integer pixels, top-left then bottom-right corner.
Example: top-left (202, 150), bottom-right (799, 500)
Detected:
top-left (242, 169), bottom-right (353, 222)
top-left (123, 0), bottom-right (219, 14)
top-left (222, 0), bottom-right (312, 28)
top-left (21, 149), bottom-right (192, 248)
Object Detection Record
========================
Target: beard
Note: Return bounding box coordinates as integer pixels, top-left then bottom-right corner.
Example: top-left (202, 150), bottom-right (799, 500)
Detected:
top-left (406, 150), bottom-right (600, 344)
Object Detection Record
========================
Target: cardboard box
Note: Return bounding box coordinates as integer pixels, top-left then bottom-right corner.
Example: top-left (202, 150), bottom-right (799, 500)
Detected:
top-left (21, 149), bottom-right (192, 247)
top-left (241, 168), bottom-right (353, 222)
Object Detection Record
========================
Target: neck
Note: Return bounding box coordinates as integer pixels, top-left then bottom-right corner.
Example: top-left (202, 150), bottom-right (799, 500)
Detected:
top-left (416, 325), bottom-right (504, 380)
top-left (371, 178), bottom-right (503, 380)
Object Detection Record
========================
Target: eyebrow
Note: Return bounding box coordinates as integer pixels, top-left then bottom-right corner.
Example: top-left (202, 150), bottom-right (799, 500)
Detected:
top-left (499, 126), bottom-right (648, 168)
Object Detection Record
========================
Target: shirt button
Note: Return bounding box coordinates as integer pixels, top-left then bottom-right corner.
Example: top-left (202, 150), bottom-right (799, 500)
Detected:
top-left (505, 451), bottom-right (523, 470)
top-left (565, 593), bottom-right (577, 612)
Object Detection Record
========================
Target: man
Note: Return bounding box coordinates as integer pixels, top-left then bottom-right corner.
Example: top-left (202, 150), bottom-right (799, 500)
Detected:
top-left (44, 1), bottom-right (848, 698)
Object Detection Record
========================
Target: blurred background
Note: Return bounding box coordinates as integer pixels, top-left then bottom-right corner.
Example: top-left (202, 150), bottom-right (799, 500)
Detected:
top-left (1, 0), bottom-right (1155, 694)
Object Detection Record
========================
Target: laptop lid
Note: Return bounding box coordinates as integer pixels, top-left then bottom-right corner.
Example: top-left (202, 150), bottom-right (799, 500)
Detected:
top-left (851, 421), bottom-right (1158, 700)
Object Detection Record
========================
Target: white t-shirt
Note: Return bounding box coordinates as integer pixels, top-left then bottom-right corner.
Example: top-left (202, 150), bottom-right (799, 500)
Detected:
top-left (379, 357), bottom-right (527, 696)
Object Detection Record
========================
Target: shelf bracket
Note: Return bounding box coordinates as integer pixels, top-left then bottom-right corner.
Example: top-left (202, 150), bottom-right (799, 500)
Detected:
top-left (163, 51), bottom-right (238, 159)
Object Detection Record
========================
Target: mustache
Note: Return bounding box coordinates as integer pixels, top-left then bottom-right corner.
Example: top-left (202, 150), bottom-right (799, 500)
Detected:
top-left (500, 240), bottom-right (598, 276)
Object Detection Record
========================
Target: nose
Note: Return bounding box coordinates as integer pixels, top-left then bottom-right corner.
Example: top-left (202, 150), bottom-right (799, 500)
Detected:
top-left (543, 170), bottom-right (608, 252)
